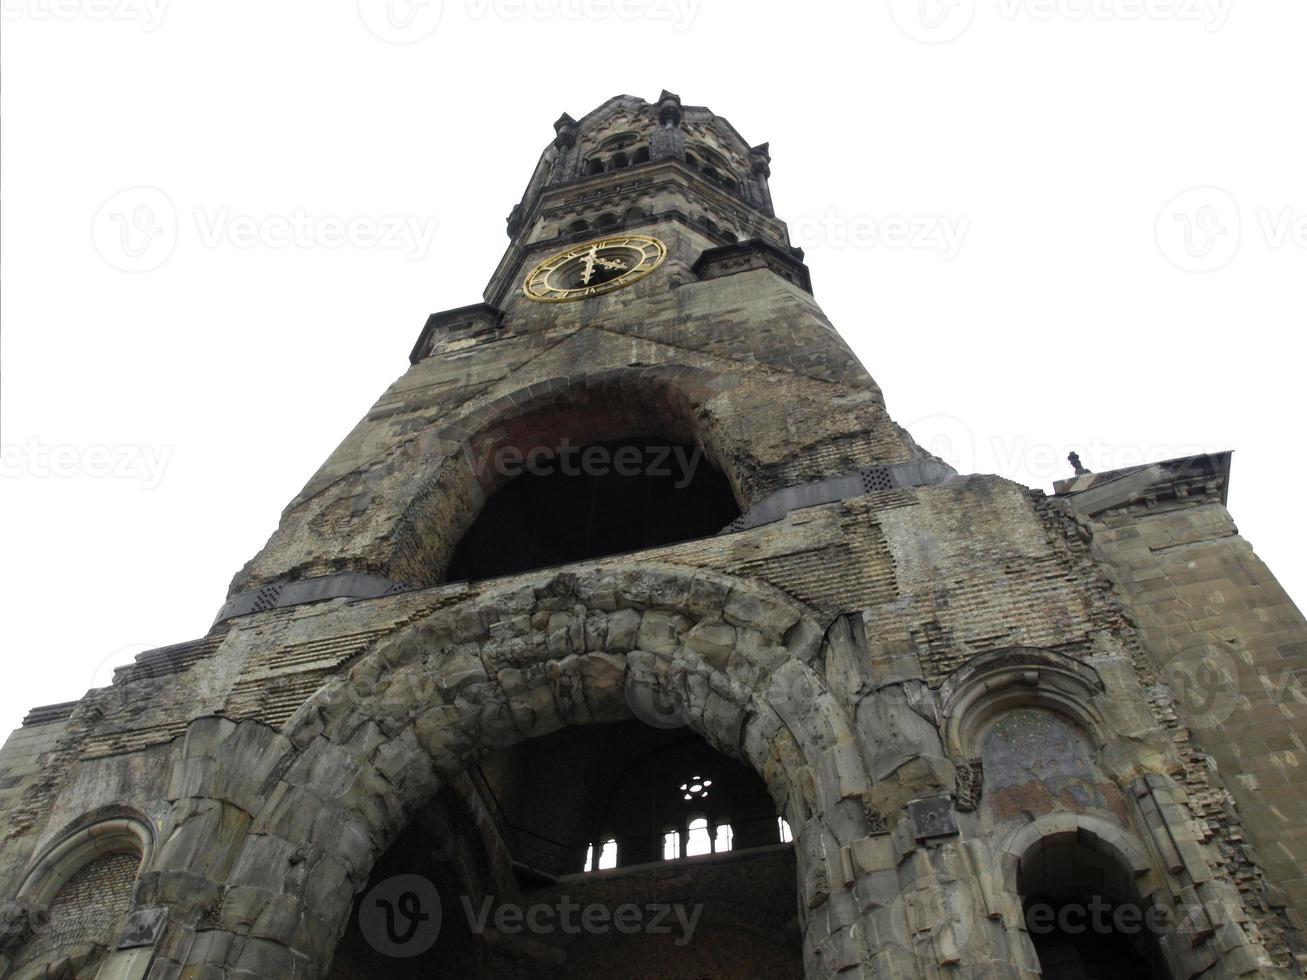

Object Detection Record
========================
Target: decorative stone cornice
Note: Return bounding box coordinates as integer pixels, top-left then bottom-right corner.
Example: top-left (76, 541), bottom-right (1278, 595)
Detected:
top-left (214, 571), bottom-right (412, 624)
top-left (938, 646), bottom-right (1107, 759)
top-left (409, 302), bottom-right (505, 364)
top-left (692, 238), bottom-right (812, 293)
top-left (1054, 451), bottom-right (1232, 516)
top-left (722, 458), bottom-right (957, 533)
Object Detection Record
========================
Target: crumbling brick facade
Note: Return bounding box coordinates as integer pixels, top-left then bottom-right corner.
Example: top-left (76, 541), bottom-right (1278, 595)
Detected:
top-left (1, 92), bottom-right (1303, 979)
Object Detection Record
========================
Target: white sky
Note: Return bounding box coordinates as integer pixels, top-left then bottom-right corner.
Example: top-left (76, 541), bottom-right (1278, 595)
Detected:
top-left (2, 0), bottom-right (1304, 738)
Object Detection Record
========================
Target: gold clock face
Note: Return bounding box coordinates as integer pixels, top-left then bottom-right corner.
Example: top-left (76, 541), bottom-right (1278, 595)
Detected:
top-left (523, 235), bottom-right (667, 302)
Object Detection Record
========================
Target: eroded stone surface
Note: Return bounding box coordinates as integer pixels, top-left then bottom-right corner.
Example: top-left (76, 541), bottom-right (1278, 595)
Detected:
top-left (0, 96), bottom-right (1302, 979)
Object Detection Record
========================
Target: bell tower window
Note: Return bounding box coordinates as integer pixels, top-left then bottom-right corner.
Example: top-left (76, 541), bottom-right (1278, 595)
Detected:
top-left (446, 437), bottom-right (740, 583)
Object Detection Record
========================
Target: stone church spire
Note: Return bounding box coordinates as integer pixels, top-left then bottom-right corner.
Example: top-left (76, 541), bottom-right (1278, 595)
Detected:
top-left (219, 91), bottom-right (952, 619)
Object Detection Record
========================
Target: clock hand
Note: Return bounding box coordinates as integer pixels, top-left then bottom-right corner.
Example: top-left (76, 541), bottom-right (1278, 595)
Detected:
top-left (580, 245), bottom-right (598, 285)
top-left (594, 257), bottom-right (627, 271)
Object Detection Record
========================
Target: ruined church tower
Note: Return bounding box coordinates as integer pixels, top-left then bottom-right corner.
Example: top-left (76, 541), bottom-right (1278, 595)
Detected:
top-left (2, 92), bottom-right (1305, 979)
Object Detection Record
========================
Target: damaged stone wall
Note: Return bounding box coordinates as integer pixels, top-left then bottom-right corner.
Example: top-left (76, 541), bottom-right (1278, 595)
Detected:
top-left (1, 93), bottom-right (1304, 980)
top-left (1057, 457), bottom-right (1307, 962)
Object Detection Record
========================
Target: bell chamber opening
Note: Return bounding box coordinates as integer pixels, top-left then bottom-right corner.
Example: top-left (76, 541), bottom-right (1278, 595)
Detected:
top-left (445, 437), bottom-right (741, 583)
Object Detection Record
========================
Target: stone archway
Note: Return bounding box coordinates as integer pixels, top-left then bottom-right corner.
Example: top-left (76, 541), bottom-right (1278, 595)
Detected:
top-left (156, 564), bottom-right (885, 979)
top-left (388, 367), bottom-right (748, 588)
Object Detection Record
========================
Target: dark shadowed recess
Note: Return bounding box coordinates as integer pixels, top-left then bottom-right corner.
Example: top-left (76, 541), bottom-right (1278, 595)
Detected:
top-left (446, 438), bottom-right (741, 582)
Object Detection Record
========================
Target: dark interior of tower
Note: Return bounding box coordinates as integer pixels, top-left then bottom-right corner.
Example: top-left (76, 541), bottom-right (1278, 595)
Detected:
top-left (446, 438), bottom-right (741, 583)
top-left (326, 719), bottom-right (803, 979)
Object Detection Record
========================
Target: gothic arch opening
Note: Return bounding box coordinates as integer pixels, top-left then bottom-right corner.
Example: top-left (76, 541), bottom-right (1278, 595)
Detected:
top-left (481, 720), bottom-right (791, 873)
top-left (389, 370), bottom-right (750, 590)
top-left (323, 721), bottom-right (802, 979)
top-left (326, 785), bottom-right (506, 979)
top-left (1017, 831), bottom-right (1171, 980)
top-left (446, 437), bottom-right (740, 582)
top-left (249, 566), bottom-right (866, 979)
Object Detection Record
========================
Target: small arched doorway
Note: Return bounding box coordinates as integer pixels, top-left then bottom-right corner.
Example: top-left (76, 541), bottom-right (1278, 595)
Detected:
top-left (1018, 832), bottom-right (1172, 980)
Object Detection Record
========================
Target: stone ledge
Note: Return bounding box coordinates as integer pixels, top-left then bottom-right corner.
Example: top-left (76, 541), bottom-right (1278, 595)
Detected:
top-left (692, 238), bottom-right (812, 293)
top-left (1055, 451), bottom-right (1232, 516)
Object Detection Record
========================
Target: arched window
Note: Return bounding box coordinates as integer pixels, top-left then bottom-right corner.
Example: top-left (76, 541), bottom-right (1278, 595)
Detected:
top-left (685, 817), bottom-right (712, 857)
top-left (683, 144), bottom-right (743, 197)
top-left (8, 815), bottom-right (151, 977)
top-left (609, 151), bottom-right (628, 170)
top-left (595, 211), bottom-right (619, 231)
top-left (585, 157), bottom-right (605, 176)
top-left (662, 828), bottom-right (681, 860)
top-left (713, 821), bottom-right (733, 853)
top-left (565, 218), bottom-right (589, 236)
top-left (596, 838), bottom-right (618, 870)
top-left (777, 817), bottom-right (793, 843)
top-left (631, 146), bottom-right (650, 164)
